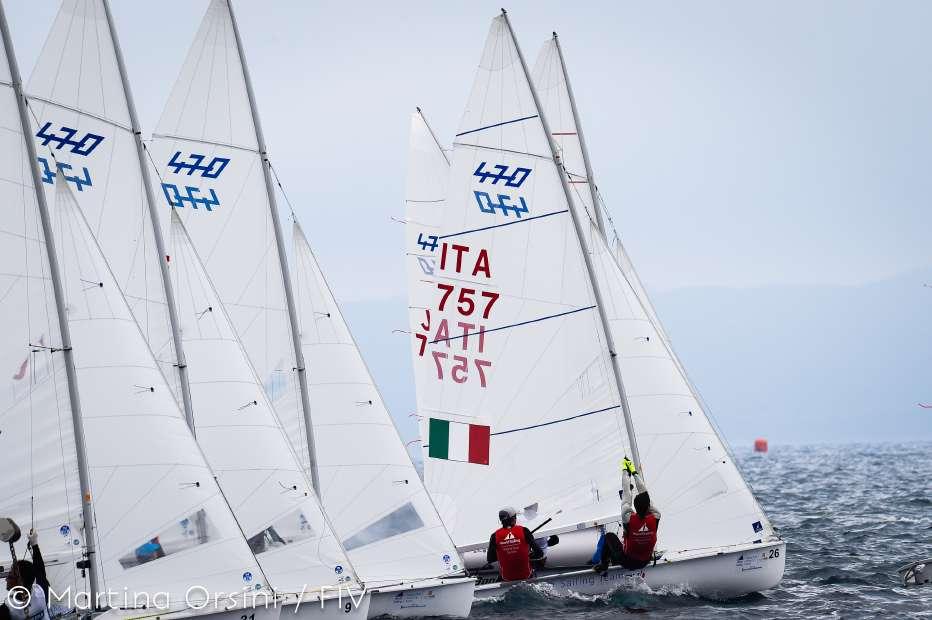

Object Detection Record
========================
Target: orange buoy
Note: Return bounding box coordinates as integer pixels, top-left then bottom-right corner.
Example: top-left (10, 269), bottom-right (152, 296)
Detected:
top-left (754, 438), bottom-right (768, 453)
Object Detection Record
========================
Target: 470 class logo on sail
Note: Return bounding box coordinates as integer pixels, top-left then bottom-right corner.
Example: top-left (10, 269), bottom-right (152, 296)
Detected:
top-left (161, 151), bottom-right (231, 212)
top-left (473, 161), bottom-right (532, 218)
top-left (34, 122), bottom-right (104, 192)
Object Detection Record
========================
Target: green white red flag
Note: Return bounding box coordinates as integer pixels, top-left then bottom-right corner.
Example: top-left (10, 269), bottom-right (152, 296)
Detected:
top-left (427, 418), bottom-right (490, 465)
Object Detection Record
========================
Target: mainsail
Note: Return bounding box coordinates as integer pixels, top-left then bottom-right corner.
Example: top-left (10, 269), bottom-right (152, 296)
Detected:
top-left (405, 16), bottom-right (634, 549)
top-left (26, 0), bottom-right (178, 395)
top-left (148, 0), bottom-right (310, 487)
top-left (168, 211), bottom-right (356, 593)
top-left (0, 14), bottom-right (84, 595)
top-left (292, 221), bottom-right (461, 585)
top-left (532, 33), bottom-right (775, 554)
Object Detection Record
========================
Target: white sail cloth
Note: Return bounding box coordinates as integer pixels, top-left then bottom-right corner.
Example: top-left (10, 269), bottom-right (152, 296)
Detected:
top-left (0, 37), bottom-right (83, 596)
top-left (2, 1), bottom-right (265, 605)
top-left (531, 38), bottom-right (599, 238)
top-left (169, 212), bottom-right (356, 592)
top-left (406, 16), bottom-right (633, 549)
top-left (405, 15), bottom-right (776, 557)
top-left (292, 222), bottom-right (462, 585)
top-left (26, 0), bottom-right (177, 394)
top-left (148, 0), bottom-right (303, 477)
top-left (150, 0), bottom-right (364, 593)
top-left (51, 180), bottom-right (267, 603)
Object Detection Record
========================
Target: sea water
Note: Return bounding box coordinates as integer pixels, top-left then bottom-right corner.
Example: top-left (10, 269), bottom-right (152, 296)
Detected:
top-left (468, 441), bottom-right (932, 618)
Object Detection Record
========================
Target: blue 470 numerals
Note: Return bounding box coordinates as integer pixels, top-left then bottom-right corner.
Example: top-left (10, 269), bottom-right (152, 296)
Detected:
top-left (472, 162), bottom-right (532, 219)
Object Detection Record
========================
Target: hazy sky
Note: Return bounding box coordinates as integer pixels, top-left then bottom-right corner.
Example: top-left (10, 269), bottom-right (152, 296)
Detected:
top-left (8, 1), bottom-right (932, 304)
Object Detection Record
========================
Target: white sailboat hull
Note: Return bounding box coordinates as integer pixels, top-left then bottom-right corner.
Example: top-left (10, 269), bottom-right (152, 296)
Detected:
top-left (287, 592), bottom-right (371, 620)
top-left (367, 577), bottom-right (475, 618)
top-left (473, 540), bottom-right (785, 601)
top-left (94, 590), bottom-right (370, 620)
top-left (95, 603), bottom-right (284, 620)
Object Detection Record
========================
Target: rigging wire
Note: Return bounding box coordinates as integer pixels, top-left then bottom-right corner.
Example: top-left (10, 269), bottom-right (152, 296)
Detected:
top-left (266, 158), bottom-right (297, 221)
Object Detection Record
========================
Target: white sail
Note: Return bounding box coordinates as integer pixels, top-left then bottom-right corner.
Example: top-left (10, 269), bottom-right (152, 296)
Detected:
top-left (612, 237), bottom-right (670, 344)
top-left (531, 38), bottom-right (599, 236)
top-left (168, 211), bottom-right (357, 593)
top-left (2, 11), bottom-right (257, 601)
top-left (56, 179), bottom-right (267, 602)
top-left (532, 35), bottom-right (776, 554)
top-left (405, 16), bottom-right (634, 549)
top-left (26, 0), bottom-right (177, 393)
top-left (148, 0), bottom-right (304, 475)
top-left (0, 33), bottom-right (84, 596)
top-left (534, 38), bottom-right (670, 343)
top-left (292, 222), bottom-right (461, 585)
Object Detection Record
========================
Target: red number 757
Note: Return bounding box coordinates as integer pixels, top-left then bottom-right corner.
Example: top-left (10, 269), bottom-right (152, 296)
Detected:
top-left (431, 351), bottom-right (491, 387)
top-left (437, 284), bottom-right (499, 319)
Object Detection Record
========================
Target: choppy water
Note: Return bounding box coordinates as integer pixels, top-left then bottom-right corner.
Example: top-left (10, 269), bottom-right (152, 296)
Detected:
top-left (467, 442), bottom-right (932, 618)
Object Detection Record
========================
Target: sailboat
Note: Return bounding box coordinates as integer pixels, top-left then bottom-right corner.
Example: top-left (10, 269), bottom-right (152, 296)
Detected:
top-left (404, 12), bottom-right (785, 599)
top-left (14, 0), bottom-right (370, 616)
top-left (0, 2), bottom-right (277, 616)
top-left (147, 0), bottom-right (475, 616)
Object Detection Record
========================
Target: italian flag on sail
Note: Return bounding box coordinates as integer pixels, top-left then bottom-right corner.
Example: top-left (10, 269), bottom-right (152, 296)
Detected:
top-left (428, 418), bottom-right (490, 465)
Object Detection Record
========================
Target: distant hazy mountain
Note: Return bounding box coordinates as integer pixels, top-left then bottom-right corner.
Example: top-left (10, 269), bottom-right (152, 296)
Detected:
top-left (341, 267), bottom-right (932, 456)
top-left (652, 267), bottom-right (932, 446)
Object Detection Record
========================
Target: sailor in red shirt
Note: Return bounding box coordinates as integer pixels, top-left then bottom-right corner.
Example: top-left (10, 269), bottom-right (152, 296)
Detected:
top-left (593, 457), bottom-right (661, 573)
top-left (486, 507), bottom-right (544, 581)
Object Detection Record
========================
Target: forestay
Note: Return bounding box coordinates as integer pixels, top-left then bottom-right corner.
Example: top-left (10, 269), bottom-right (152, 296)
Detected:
top-left (292, 221), bottom-right (461, 585)
top-left (149, 0), bottom-right (302, 468)
top-left (168, 211), bottom-right (357, 593)
top-left (406, 16), bottom-right (633, 549)
top-left (26, 0), bottom-right (177, 393)
top-left (532, 34), bottom-right (776, 554)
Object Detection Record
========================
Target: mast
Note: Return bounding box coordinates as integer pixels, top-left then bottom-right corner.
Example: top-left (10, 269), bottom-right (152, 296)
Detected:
top-left (416, 106), bottom-right (449, 165)
top-left (500, 10), bottom-right (643, 471)
top-left (551, 32), bottom-right (605, 236)
top-left (226, 0), bottom-right (321, 492)
top-left (100, 0), bottom-right (197, 434)
top-left (0, 0), bottom-right (100, 604)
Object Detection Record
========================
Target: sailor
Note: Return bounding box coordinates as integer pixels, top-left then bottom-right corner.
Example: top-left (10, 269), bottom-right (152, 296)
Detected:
top-left (2, 529), bottom-right (51, 620)
top-left (486, 507), bottom-right (543, 581)
top-left (593, 457), bottom-right (660, 574)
